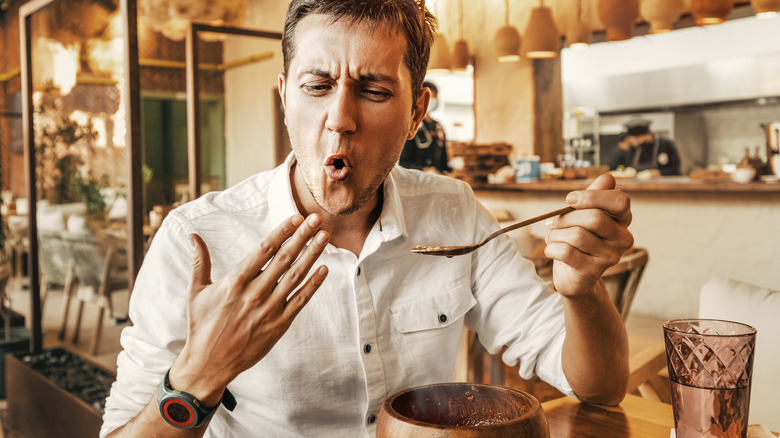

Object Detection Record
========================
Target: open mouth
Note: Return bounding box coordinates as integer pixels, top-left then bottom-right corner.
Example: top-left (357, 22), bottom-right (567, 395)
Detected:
top-left (324, 154), bottom-right (351, 181)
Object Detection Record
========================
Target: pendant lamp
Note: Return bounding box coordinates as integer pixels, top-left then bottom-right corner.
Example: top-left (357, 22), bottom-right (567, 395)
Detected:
top-left (597, 0), bottom-right (639, 41)
top-left (690, 0), bottom-right (733, 25)
top-left (429, 33), bottom-right (454, 70)
top-left (452, 0), bottom-right (470, 69)
top-left (751, 0), bottom-right (780, 18)
top-left (524, 0), bottom-right (560, 59)
top-left (567, 0), bottom-right (590, 50)
top-left (640, 0), bottom-right (685, 33)
top-left (495, 0), bottom-right (522, 63)
top-left (427, 1), bottom-right (453, 71)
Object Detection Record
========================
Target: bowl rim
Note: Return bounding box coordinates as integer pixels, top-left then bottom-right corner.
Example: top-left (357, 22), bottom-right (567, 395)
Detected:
top-left (379, 382), bottom-right (545, 430)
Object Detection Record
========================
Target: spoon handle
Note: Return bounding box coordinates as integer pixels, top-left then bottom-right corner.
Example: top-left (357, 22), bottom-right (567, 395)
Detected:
top-left (482, 206), bottom-right (575, 246)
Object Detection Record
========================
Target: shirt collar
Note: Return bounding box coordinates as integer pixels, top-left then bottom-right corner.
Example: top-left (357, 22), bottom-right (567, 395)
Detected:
top-left (267, 153), bottom-right (301, 229)
top-left (267, 154), bottom-right (409, 243)
top-left (376, 168), bottom-right (408, 241)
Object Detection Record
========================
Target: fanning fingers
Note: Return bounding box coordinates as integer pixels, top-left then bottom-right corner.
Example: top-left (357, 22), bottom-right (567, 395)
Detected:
top-left (259, 214), bottom-right (323, 282)
top-left (275, 230), bottom-right (330, 295)
top-left (232, 214), bottom-right (307, 285)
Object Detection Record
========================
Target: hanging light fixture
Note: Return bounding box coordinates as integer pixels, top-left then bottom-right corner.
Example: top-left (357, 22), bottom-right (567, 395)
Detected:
top-left (429, 33), bottom-right (454, 70)
top-left (690, 0), bottom-right (733, 25)
top-left (567, 0), bottom-right (591, 50)
top-left (524, 0), bottom-right (560, 59)
top-left (597, 0), bottom-right (640, 41)
top-left (494, 0), bottom-right (522, 62)
top-left (751, 0), bottom-right (780, 18)
top-left (640, 0), bottom-right (685, 33)
top-left (452, 0), bottom-right (470, 70)
top-left (428, 0), bottom-right (453, 71)
top-left (139, 0), bottom-right (248, 41)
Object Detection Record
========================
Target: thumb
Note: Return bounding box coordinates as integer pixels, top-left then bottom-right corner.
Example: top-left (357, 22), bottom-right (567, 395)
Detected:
top-left (586, 172), bottom-right (616, 191)
top-left (188, 233), bottom-right (213, 293)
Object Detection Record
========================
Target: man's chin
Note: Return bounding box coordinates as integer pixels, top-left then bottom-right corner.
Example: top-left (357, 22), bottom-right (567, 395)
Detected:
top-left (316, 197), bottom-right (363, 217)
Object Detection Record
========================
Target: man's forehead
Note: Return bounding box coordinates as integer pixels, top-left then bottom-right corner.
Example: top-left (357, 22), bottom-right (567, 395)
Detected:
top-left (291, 14), bottom-right (410, 77)
top-left (294, 13), bottom-right (405, 46)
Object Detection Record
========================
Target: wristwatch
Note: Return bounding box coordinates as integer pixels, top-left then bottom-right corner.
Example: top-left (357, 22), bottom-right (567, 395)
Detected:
top-left (157, 369), bottom-right (237, 429)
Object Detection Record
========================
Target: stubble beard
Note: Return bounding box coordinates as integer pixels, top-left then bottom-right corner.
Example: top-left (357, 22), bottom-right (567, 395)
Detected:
top-left (307, 167), bottom-right (389, 217)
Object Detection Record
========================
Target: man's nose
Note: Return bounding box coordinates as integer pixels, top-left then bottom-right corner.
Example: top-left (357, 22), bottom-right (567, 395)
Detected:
top-left (325, 88), bottom-right (357, 135)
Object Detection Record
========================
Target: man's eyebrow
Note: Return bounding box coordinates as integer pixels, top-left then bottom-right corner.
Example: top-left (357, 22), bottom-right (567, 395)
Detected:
top-left (357, 73), bottom-right (397, 84)
top-left (301, 69), bottom-right (397, 84)
top-left (302, 68), bottom-right (334, 79)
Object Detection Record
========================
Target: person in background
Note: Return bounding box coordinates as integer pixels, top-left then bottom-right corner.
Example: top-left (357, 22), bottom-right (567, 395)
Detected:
top-left (608, 118), bottom-right (681, 176)
top-left (399, 81), bottom-right (451, 174)
top-left (101, 0), bottom-right (633, 436)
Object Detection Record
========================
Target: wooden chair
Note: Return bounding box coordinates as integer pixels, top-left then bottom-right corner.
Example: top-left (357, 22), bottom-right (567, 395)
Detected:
top-left (60, 232), bottom-right (129, 355)
top-left (602, 247), bottom-right (649, 321)
top-left (37, 230), bottom-right (78, 340)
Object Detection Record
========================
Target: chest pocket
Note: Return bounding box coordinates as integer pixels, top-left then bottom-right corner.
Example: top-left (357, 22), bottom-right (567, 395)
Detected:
top-left (392, 283), bottom-right (475, 332)
top-left (390, 282), bottom-right (476, 377)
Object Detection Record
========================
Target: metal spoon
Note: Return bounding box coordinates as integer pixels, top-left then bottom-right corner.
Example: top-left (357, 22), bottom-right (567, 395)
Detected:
top-left (411, 206), bottom-right (575, 257)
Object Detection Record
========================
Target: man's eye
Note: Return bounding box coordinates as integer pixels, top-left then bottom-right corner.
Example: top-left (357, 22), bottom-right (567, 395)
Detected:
top-left (361, 88), bottom-right (391, 101)
top-left (303, 84), bottom-right (331, 95)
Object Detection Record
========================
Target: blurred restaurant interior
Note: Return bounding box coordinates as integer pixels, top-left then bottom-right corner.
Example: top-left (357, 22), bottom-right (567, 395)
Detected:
top-left (0, 0), bottom-right (779, 436)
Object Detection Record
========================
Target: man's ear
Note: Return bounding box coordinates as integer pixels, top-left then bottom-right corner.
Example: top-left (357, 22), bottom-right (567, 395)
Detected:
top-left (278, 73), bottom-right (288, 125)
top-left (408, 87), bottom-right (430, 140)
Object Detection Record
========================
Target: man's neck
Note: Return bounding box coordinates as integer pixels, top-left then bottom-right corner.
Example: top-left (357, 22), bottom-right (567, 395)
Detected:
top-left (289, 165), bottom-right (383, 257)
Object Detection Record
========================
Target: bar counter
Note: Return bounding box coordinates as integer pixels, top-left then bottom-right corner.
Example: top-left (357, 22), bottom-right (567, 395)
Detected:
top-left (471, 177), bottom-right (780, 193)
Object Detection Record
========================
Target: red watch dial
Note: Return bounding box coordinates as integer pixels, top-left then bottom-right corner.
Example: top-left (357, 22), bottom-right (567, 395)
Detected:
top-left (162, 399), bottom-right (197, 428)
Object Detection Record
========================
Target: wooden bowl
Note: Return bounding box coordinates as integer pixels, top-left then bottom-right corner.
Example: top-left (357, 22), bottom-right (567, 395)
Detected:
top-left (376, 383), bottom-right (549, 438)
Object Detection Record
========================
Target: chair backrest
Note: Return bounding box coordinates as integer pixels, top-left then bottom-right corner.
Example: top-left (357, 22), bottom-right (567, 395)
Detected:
top-left (602, 247), bottom-right (649, 320)
top-left (37, 230), bottom-right (72, 286)
top-left (699, 277), bottom-right (780, 431)
top-left (60, 232), bottom-right (128, 291)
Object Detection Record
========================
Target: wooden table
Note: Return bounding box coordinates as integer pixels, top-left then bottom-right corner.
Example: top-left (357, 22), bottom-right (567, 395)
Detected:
top-left (543, 394), bottom-right (674, 437)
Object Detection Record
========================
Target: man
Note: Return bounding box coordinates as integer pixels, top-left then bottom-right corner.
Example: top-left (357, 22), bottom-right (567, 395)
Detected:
top-left (608, 118), bottom-right (681, 176)
top-left (101, 0), bottom-right (633, 436)
top-left (399, 81), bottom-right (450, 174)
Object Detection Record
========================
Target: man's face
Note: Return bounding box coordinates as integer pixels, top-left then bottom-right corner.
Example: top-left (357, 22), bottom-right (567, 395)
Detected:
top-left (279, 14), bottom-right (428, 217)
top-left (626, 132), bottom-right (653, 147)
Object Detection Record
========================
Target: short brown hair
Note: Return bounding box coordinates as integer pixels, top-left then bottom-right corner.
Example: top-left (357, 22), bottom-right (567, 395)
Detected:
top-left (282, 0), bottom-right (437, 103)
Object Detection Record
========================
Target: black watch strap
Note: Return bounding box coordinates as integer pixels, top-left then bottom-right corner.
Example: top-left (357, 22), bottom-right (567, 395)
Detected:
top-left (157, 369), bottom-right (237, 429)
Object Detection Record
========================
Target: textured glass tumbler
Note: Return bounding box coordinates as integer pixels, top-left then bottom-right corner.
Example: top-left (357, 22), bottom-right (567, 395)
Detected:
top-left (664, 319), bottom-right (756, 438)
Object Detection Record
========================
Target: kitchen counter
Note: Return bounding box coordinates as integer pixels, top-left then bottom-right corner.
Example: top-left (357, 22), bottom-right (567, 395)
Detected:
top-left (471, 177), bottom-right (780, 193)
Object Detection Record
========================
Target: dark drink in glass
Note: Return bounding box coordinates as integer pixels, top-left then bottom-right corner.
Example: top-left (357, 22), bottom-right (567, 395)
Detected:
top-left (664, 319), bottom-right (756, 438)
top-left (670, 382), bottom-right (751, 437)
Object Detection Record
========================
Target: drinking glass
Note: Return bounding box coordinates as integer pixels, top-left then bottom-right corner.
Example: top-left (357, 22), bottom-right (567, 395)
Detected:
top-left (664, 319), bottom-right (756, 438)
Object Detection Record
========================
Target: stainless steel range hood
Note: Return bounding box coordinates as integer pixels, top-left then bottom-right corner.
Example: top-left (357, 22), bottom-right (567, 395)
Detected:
top-left (562, 15), bottom-right (780, 112)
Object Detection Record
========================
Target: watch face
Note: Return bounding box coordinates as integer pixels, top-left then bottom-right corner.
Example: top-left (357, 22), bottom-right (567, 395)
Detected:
top-left (162, 398), bottom-right (196, 428)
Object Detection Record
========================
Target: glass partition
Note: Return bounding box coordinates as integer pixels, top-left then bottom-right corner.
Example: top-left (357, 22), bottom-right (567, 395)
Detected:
top-left (186, 23), bottom-right (282, 199)
top-left (21, 0), bottom-right (141, 353)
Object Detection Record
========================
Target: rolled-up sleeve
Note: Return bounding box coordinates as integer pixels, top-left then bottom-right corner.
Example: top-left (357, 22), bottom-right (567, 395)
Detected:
top-left (464, 200), bottom-right (575, 399)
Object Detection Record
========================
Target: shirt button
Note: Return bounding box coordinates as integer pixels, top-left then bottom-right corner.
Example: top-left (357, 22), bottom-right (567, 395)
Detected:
top-left (357, 267), bottom-right (361, 276)
top-left (367, 414), bottom-right (376, 424)
top-left (439, 314), bottom-right (448, 323)
top-left (363, 344), bottom-right (371, 354)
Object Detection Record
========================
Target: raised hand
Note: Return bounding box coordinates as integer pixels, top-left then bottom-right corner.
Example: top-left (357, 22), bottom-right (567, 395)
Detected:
top-left (168, 214), bottom-right (330, 407)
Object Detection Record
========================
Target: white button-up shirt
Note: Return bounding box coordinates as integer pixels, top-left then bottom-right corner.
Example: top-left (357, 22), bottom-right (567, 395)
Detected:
top-left (101, 156), bottom-right (572, 437)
